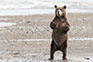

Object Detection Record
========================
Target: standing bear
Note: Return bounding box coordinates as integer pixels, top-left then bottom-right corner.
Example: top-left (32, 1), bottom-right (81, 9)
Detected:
top-left (49, 5), bottom-right (70, 60)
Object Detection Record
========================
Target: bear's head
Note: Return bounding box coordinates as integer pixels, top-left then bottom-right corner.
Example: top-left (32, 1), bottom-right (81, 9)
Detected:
top-left (54, 5), bottom-right (67, 18)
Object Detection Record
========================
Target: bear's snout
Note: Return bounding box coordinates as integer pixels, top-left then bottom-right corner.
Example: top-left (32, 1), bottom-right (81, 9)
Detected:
top-left (57, 10), bottom-right (63, 16)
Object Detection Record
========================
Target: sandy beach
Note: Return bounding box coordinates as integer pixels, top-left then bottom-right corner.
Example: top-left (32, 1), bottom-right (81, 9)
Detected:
top-left (0, 13), bottom-right (93, 62)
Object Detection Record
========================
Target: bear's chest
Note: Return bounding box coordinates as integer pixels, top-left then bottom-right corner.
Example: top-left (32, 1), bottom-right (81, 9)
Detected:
top-left (53, 19), bottom-right (66, 29)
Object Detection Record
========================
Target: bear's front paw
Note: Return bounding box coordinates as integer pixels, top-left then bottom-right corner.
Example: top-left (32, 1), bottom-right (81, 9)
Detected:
top-left (50, 22), bottom-right (56, 29)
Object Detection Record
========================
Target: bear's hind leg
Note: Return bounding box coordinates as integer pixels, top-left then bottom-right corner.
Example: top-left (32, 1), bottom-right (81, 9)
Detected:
top-left (49, 40), bottom-right (57, 60)
top-left (62, 48), bottom-right (67, 60)
top-left (60, 40), bottom-right (67, 60)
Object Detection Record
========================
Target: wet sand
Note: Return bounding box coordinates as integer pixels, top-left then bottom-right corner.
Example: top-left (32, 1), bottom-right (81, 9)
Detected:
top-left (0, 13), bottom-right (93, 62)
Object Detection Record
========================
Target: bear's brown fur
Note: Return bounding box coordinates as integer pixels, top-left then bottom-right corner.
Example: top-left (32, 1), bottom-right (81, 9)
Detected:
top-left (49, 5), bottom-right (70, 60)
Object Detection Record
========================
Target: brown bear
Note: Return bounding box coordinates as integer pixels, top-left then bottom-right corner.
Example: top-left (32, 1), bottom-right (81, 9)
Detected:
top-left (49, 5), bottom-right (70, 60)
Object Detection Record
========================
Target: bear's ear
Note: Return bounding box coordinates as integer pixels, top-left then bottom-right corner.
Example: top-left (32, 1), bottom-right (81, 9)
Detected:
top-left (63, 5), bottom-right (67, 9)
top-left (54, 5), bottom-right (57, 8)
